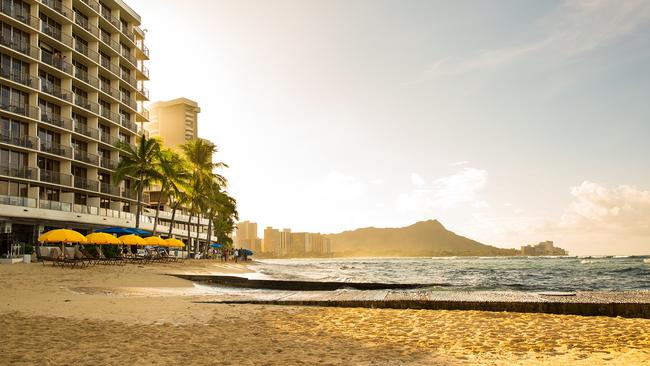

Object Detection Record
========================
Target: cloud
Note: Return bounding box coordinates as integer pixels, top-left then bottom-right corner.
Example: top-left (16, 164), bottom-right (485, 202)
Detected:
top-left (411, 173), bottom-right (426, 186)
top-left (448, 160), bottom-right (470, 167)
top-left (419, 0), bottom-right (650, 81)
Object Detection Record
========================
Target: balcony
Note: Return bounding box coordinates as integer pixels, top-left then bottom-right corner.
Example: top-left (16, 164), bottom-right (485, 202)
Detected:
top-left (74, 149), bottom-right (99, 165)
top-left (0, 67), bottom-right (38, 88)
top-left (74, 123), bottom-right (99, 139)
top-left (99, 157), bottom-right (118, 170)
top-left (121, 24), bottom-right (135, 42)
top-left (41, 110), bottom-right (72, 130)
top-left (121, 48), bottom-right (137, 66)
top-left (99, 6), bottom-right (121, 30)
top-left (74, 67), bottom-right (99, 88)
top-left (41, 80), bottom-right (73, 102)
top-left (137, 107), bottom-right (149, 121)
top-left (80, 0), bottom-right (100, 13)
top-left (41, 0), bottom-right (73, 20)
top-left (136, 84), bottom-right (149, 100)
top-left (99, 132), bottom-right (119, 146)
top-left (0, 103), bottom-right (39, 119)
top-left (100, 32), bottom-right (120, 53)
top-left (121, 72), bottom-right (137, 88)
top-left (40, 141), bottom-right (73, 158)
top-left (0, 194), bottom-right (36, 208)
top-left (74, 176), bottom-right (99, 191)
top-left (41, 51), bottom-right (72, 74)
top-left (74, 40), bottom-right (99, 64)
top-left (121, 94), bottom-right (137, 110)
top-left (39, 199), bottom-right (72, 212)
top-left (100, 57), bottom-right (120, 76)
top-left (74, 12), bottom-right (99, 38)
top-left (40, 21), bottom-right (73, 47)
top-left (0, 131), bottom-right (38, 150)
top-left (121, 189), bottom-right (133, 199)
top-left (0, 35), bottom-right (39, 59)
top-left (0, 164), bottom-right (37, 179)
top-left (100, 182), bottom-right (120, 195)
top-left (73, 94), bottom-right (100, 114)
top-left (0, 2), bottom-right (39, 28)
top-left (99, 106), bottom-right (120, 124)
top-left (121, 118), bottom-right (138, 133)
top-left (100, 82), bottom-right (120, 100)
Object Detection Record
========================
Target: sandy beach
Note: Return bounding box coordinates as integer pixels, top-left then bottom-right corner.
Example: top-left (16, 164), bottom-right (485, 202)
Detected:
top-left (1, 261), bottom-right (649, 365)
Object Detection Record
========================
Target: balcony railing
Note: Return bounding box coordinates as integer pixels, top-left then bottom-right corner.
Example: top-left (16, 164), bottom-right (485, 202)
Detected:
top-left (39, 199), bottom-right (72, 212)
top-left (136, 84), bottom-right (149, 99)
top-left (74, 123), bottom-right (99, 139)
top-left (121, 24), bottom-right (135, 42)
top-left (0, 67), bottom-right (38, 88)
top-left (41, 0), bottom-right (74, 20)
top-left (80, 0), bottom-right (100, 13)
top-left (99, 132), bottom-right (119, 146)
top-left (0, 194), bottom-right (36, 208)
top-left (40, 141), bottom-right (73, 158)
top-left (100, 83), bottom-right (120, 100)
top-left (121, 72), bottom-right (137, 87)
top-left (100, 32), bottom-right (120, 52)
top-left (74, 176), bottom-right (99, 191)
top-left (100, 106), bottom-right (120, 124)
top-left (0, 164), bottom-right (37, 179)
top-left (99, 157), bottom-right (118, 170)
top-left (73, 94), bottom-right (100, 114)
top-left (121, 95), bottom-right (137, 110)
top-left (100, 182), bottom-right (120, 195)
top-left (41, 51), bottom-right (72, 74)
top-left (74, 40), bottom-right (99, 63)
top-left (137, 107), bottom-right (149, 120)
top-left (121, 189), bottom-right (133, 199)
top-left (100, 57), bottom-right (120, 76)
top-left (41, 110), bottom-right (73, 130)
top-left (0, 131), bottom-right (39, 150)
top-left (0, 3), bottom-right (39, 28)
top-left (41, 80), bottom-right (73, 102)
top-left (74, 12), bottom-right (99, 38)
top-left (139, 64), bottom-right (150, 79)
top-left (121, 118), bottom-right (138, 133)
top-left (0, 35), bottom-right (39, 59)
top-left (121, 48), bottom-right (137, 66)
top-left (40, 21), bottom-right (73, 47)
top-left (74, 149), bottom-right (99, 165)
top-left (1, 103), bottom-right (39, 119)
top-left (99, 6), bottom-right (121, 30)
top-left (74, 67), bottom-right (99, 88)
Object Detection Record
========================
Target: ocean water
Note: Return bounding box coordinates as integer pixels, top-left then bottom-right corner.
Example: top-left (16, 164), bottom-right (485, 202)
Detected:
top-left (249, 256), bottom-right (650, 292)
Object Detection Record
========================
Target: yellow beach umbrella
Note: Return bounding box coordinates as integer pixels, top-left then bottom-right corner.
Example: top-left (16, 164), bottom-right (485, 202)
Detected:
top-left (164, 238), bottom-right (185, 248)
top-left (38, 229), bottom-right (87, 243)
top-left (118, 234), bottom-right (146, 246)
top-left (86, 232), bottom-right (120, 245)
top-left (144, 236), bottom-right (166, 246)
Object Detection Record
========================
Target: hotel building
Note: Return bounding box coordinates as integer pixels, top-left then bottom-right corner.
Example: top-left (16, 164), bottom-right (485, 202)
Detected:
top-left (0, 0), bottom-right (209, 250)
top-left (148, 97), bottom-right (199, 148)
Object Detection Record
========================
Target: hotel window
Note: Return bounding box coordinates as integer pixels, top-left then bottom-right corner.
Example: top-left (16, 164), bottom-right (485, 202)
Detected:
top-left (99, 124), bottom-right (110, 138)
top-left (5, 1), bottom-right (30, 18)
top-left (0, 180), bottom-right (28, 197)
top-left (39, 187), bottom-right (60, 201)
top-left (120, 87), bottom-right (131, 102)
top-left (1, 85), bottom-right (28, 108)
top-left (119, 109), bottom-right (130, 123)
top-left (100, 197), bottom-right (109, 209)
top-left (72, 112), bottom-right (87, 129)
top-left (100, 75), bottom-right (111, 92)
top-left (39, 13), bottom-right (62, 39)
top-left (38, 128), bottom-right (60, 147)
top-left (98, 148), bottom-right (110, 161)
top-left (72, 86), bottom-right (88, 107)
top-left (1, 53), bottom-right (29, 79)
top-left (99, 2), bottom-right (111, 18)
top-left (0, 117), bottom-right (28, 137)
top-left (39, 70), bottom-right (61, 94)
top-left (72, 139), bottom-right (87, 153)
top-left (72, 165), bottom-right (86, 179)
top-left (99, 51), bottom-right (110, 67)
top-left (37, 157), bottom-right (60, 172)
top-left (120, 65), bottom-right (130, 80)
top-left (0, 148), bottom-right (28, 167)
top-left (100, 27), bottom-right (110, 42)
top-left (73, 60), bottom-right (88, 81)
top-left (120, 18), bottom-right (128, 31)
top-left (73, 35), bottom-right (88, 54)
top-left (73, 8), bottom-right (88, 27)
top-left (118, 132), bottom-right (129, 143)
top-left (38, 98), bottom-right (61, 119)
top-left (74, 193), bottom-right (88, 205)
top-left (1, 22), bottom-right (30, 52)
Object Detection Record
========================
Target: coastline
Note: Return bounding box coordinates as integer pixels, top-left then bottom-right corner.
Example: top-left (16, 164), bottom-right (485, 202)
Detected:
top-left (2, 261), bottom-right (650, 365)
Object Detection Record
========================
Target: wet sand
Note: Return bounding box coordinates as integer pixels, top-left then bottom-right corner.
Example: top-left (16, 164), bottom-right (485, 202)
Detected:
top-left (1, 261), bottom-right (649, 365)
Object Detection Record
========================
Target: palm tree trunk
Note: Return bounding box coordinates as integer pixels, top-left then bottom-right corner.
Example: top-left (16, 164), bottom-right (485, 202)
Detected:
top-left (167, 200), bottom-right (178, 238)
top-left (135, 186), bottom-right (143, 229)
top-left (195, 213), bottom-right (202, 256)
top-left (186, 212), bottom-right (193, 255)
top-left (152, 200), bottom-right (160, 236)
top-left (205, 212), bottom-right (213, 257)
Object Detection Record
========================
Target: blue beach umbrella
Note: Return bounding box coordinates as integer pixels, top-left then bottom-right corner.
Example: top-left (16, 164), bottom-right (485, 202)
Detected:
top-left (95, 227), bottom-right (151, 236)
top-left (210, 243), bottom-right (223, 249)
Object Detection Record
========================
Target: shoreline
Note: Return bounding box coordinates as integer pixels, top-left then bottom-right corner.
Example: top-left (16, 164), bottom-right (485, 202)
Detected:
top-left (2, 261), bottom-right (650, 365)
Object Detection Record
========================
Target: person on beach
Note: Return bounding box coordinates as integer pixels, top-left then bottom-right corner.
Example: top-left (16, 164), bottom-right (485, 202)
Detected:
top-left (234, 249), bottom-right (239, 262)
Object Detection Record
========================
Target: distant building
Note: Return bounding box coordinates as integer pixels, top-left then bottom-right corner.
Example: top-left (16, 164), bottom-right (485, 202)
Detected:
top-left (147, 98), bottom-right (200, 148)
top-left (263, 227), bottom-right (281, 254)
top-left (520, 241), bottom-right (567, 256)
top-left (235, 221), bottom-right (260, 252)
top-left (280, 229), bottom-right (291, 256)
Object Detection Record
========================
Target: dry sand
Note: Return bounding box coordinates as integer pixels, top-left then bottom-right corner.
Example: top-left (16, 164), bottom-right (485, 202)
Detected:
top-left (1, 261), bottom-right (649, 365)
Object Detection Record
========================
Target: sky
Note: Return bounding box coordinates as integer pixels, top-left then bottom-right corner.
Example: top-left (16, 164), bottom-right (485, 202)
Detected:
top-left (129, 0), bottom-right (650, 255)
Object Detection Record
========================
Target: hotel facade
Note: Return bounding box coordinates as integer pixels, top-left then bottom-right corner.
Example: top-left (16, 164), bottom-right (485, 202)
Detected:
top-left (0, 0), bottom-right (210, 252)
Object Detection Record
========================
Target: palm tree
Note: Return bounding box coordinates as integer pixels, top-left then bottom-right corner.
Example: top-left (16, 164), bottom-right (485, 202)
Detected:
top-left (152, 148), bottom-right (189, 236)
top-left (114, 135), bottom-right (162, 229)
top-left (203, 182), bottom-right (238, 256)
top-left (180, 139), bottom-right (228, 254)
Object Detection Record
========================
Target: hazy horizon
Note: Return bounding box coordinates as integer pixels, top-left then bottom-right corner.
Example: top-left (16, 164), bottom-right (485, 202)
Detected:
top-left (130, 0), bottom-right (650, 255)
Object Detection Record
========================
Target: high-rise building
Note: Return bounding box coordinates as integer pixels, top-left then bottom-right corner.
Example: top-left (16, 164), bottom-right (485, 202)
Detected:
top-left (235, 220), bottom-right (261, 252)
top-left (263, 226), bottom-right (280, 254)
top-left (147, 97), bottom-right (199, 148)
top-left (0, 0), bottom-right (210, 248)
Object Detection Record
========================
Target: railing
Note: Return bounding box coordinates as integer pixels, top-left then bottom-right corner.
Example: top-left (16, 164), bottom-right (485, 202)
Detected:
top-left (41, 110), bottom-right (73, 129)
top-left (80, 0), bottom-right (100, 13)
top-left (40, 0), bottom-right (73, 20)
top-left (74, 67), bottom-right (99, 88)
top-left (74, 40), bottom-right (100, 63)
top-left (73, 176), bottom-right (99, 191)
top-left (39, 199), bottom-right (72, 212)
top-left (121, 95), bottom-right (137, 110)
top-left (121, 71), bottom-right (137, 87)
top-left (41, 80), bottom-right (73, 102)
top-left (139, 64), bottom-right (150, 79)
top-left (0, 66), bottom-right (38, 88)
top-left (0, 131), bottom-right (39, 149)
top-left (74, 123), bottom-right (99, 139)
top-left (121, 24), bottom-right (134, 42)
top-left (40, 140), bottom-right (73, 158)
top-left (100, 32), bottom-right (120, 52)
top-left (136, 84), bottom-right (149, 99)
top-left (100, 83), bottom-right (120, 100)
top-left (99, 106), bottom-right (120, 124)
top-left (121, 118), bottom-right (138, 133)
top-left (0, 194), bottom-right (36, 208)
top-left (74, 12), bottom-right (99, 38)
top-left (1, 103), bottom-right (39, 119)
top-left (0, 35), bottom-right (39, 59)
top-left (41, 51), bottom-right (72, 74)
top-left (137, 107), bottom-right (149, 120)
top-left (73, 204), bottom-right (98, 215)
top-left (100, 182), bottom-right (120, 195)
top-left (99, 5), bottom-right (121, 30)
top-left (121, 47), bottom-right (137, 66)
top-left (100, 57), bottom-right (120, 76)
top-left (0, 2), bottom-right (39, 28)
top-left (99, 132), bottom-right (119, 146)
top-left (121, 189), bottom-right (133, 199)
top-left (0, 164), bottom-right (37, 179)
top-left (73, 94), bottom-right (100, 114)
top-left (40, 21), bottom-right (73, 47)
top-left (74, 149), bottom-right (99, 165)
top-left (99, 157), bottom-right (117, 170)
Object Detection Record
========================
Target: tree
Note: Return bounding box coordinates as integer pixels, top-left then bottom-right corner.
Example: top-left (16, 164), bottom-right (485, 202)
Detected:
top-left (114, 135), bottom-right (162, 229)
top-left (153, 148), bottom-right (189, 236)
top-left (204, 183), bottom-right (238, 256)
